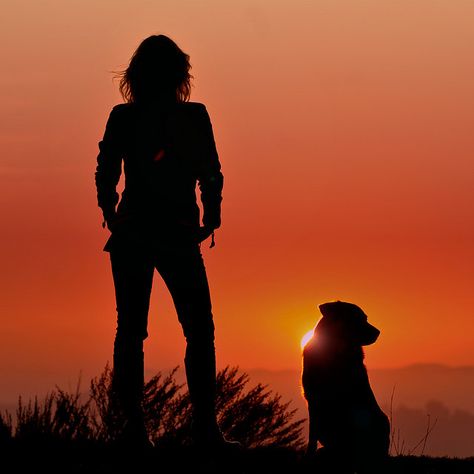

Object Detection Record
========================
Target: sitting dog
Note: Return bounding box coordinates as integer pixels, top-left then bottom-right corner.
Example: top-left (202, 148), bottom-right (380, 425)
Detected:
top-left (302, 301), bottom-right (390, 473)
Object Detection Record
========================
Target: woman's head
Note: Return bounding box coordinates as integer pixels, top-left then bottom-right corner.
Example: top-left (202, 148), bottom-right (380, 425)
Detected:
top-left (118, 35), bottom-right (192, 104)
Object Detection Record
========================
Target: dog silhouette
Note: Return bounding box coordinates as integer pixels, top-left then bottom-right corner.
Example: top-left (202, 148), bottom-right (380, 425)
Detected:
top-left (302, 301), bottom-right (390, 473)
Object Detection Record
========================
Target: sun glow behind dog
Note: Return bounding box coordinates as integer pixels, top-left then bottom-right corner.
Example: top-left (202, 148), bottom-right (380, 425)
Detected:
top-left (301, 329), bottom-right (314, 349)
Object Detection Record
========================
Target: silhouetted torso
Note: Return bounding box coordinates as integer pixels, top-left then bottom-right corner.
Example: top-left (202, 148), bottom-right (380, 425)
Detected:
top-left (95, 101), bottom-right (222, 251)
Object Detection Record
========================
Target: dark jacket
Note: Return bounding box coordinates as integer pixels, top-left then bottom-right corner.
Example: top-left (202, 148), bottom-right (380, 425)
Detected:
top-left (95, 101), bottom-right (223, 251)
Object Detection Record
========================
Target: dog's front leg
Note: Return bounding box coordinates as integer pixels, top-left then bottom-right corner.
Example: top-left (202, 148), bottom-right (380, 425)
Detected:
top-left (305, 402), bottom-right (319, 456)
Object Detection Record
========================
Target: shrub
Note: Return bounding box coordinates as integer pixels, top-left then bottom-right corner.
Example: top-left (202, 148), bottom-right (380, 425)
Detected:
top-left (5, 365), bottom-right (305, 450)
top-left (14, 382), bottom-right (92, 444)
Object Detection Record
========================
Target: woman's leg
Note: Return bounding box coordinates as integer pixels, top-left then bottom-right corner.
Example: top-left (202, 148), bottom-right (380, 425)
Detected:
top-left (154, 245), bottom-right (219, 441)
top-left (109, 244), bottom-right (154, 442)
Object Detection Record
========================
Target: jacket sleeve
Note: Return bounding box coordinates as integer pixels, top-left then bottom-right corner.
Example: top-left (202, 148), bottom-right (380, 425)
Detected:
top-left (195, 105), bottom-right (224, 230)
top-left (95, 106), bottom-right (124, 222)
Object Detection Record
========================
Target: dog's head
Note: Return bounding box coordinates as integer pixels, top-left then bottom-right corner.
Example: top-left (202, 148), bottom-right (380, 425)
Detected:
top-left (314, 301), bottom-right (380, 347)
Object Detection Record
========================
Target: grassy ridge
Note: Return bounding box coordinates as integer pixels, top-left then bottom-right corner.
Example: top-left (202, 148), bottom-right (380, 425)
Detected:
top-left (1, 441), bottom-right (473, 474)
top-left (1, 366), bottom-right (472, 472)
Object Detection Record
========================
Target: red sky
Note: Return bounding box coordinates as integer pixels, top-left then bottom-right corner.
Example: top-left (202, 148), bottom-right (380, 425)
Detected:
top-left (1, 0), bottom-right (473, 399)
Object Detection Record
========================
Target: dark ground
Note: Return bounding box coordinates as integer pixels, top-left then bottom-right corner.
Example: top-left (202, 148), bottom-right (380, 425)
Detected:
top-left (1, 441), bottom-right (473, 474)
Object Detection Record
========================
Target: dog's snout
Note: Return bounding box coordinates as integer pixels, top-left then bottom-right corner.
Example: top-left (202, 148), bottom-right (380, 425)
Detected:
top-left (361, 323), bottom-right (380, 346)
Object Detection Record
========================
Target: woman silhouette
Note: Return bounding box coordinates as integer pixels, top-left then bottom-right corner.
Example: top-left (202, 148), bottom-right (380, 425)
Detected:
top-left (95, 35), bottom-right (228, 449)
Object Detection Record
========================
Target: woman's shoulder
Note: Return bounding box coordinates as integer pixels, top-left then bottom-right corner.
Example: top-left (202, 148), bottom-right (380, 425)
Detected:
top-left (110, 101), bottom-right (207, 114)
top-left (160, 101), bottom-right (208, 128)
top-left (107, 102), bottom-right (212, 129)
top-left (110, 102), bottom-right (134, 114)
top-left (175, 101), bottom-right (208, 115)
top-left (106, 103), bottom-right (134, 122)
top-left (165, 102), bottom-right (214, 139)
top-left (172, 102), bottom-right (212, 127)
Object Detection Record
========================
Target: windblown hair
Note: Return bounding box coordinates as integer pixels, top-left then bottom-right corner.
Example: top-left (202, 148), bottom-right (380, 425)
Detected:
top-left (117, 35), bottom-right (192, 104)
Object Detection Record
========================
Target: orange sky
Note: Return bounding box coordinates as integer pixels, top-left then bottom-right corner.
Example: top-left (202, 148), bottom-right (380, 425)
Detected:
top-left (1, 0), bottom-right (474, 399)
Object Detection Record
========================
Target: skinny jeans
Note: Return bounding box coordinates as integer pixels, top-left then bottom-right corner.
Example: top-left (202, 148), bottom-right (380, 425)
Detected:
top-left (108, 234), bottom-right (217, 425)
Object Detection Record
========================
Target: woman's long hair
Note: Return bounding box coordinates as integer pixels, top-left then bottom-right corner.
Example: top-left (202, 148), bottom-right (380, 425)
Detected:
top-left (117, 35), bottom-right (192, 104)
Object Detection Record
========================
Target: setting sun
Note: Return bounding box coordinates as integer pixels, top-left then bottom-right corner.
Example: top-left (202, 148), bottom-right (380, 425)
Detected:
top-left (301, 329), bottom-right (314, 349)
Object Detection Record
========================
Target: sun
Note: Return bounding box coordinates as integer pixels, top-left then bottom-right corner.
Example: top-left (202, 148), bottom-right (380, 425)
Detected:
top-left (301, 328), bottom-right (314, 349)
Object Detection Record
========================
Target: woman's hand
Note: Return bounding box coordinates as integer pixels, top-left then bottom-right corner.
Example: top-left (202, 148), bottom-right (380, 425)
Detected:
top-left (104, 212), bottom-right (131, 232)
top-left (196, 226), bottom-right (214, 243)
top-left (105, 213), bottom-right (118, 232)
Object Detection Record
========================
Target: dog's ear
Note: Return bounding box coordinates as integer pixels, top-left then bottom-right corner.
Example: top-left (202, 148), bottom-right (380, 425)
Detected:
top-left (318, 301), bottom-right (341, 318)
top-left (319, 301), bottom-right (365, 318)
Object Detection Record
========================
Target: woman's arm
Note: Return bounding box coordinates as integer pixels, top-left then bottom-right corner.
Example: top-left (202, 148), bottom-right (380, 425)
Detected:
top-left (195, 105), bottom-right (224, 231)
top-left (95, 105), bottom-right (124, 227)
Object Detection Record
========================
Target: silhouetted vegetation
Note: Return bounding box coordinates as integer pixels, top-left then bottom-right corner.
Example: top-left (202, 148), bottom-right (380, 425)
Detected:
top-left (1, 368), bottom-right (473, 473)
top-left (0, 365), bottom-right (304, 449)
top-left (0, 411), bottom-right (12, 442)
top-left (14, 384), bottom-right (93, 444)
top-left (388, 385), bottom-right (439, 457)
